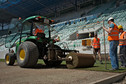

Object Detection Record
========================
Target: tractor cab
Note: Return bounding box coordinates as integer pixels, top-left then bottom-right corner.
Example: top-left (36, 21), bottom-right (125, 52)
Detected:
top-left (5, 16), bottom-right (53, 49)
top-left (32, 22), bottom-right (45, 36)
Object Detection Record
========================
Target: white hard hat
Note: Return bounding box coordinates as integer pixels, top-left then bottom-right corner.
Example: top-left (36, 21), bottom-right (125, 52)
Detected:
top-left (108, 17), bottom-right (114, 21)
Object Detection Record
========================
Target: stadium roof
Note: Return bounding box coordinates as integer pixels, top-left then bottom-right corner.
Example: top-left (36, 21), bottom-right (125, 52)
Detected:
top-left (0, 0), bottom-right (92, 23)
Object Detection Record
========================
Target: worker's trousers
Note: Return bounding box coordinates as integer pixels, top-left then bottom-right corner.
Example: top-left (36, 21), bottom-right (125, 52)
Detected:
top-left (109, 40), bottom-right (119, 69)
top-left (120, 45), bottom-right (126, 67)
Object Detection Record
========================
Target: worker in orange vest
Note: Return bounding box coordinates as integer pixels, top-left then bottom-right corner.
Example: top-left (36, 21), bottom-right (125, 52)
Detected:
top-left (33, 26), bottom-right (44, 36)
top-left (103, 17), bottom-right (119, 70)
top-left (76, 33), bottom-right (79, 39)
top-left (55, 35), bottom-right (60, 42)
top-left (92, 33), bottom-right (103, 64)
top-left (89, 32), bottom-right (91, 38)
top-left (118, 25), bottom-right (126, 67)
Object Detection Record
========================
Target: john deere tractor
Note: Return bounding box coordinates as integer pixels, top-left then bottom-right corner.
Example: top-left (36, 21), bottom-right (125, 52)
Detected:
top-left (5, 15), bottom-right (95, 68)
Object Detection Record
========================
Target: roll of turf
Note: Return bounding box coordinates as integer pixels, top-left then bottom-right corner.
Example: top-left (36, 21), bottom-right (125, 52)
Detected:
top-left (66, 52), bottom-right (95, 69)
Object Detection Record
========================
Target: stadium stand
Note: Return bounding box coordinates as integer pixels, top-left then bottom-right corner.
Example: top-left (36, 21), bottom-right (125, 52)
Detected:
top-left (0, 0), bottom-right (126, 56)
top-left (52, 0), bottom-right (126, 53)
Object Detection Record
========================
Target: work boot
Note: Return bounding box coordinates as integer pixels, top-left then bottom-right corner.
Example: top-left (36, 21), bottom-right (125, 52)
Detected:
top-left (100, 60), bottom-right (103, 64)
top-left (94, 60), bottom-right (96, 64)
top-left (120, 65), bottom-right (126, 68)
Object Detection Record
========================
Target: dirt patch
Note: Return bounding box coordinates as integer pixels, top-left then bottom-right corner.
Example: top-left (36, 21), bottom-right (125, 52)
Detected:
top-left (0, 62), bottom-right (119, 84)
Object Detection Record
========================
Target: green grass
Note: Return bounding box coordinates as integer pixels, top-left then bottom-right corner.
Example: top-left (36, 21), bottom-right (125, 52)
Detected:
top-left (37, 60), bottom-right (126, 73)
top-left (0, 59), bottom-right (5, 62)
top-left (1, 59), bottom-right (126, 73)
top-left (37, 59), bottom-right (45, 64)
top-left (77, 60), bottom-right (126, 73)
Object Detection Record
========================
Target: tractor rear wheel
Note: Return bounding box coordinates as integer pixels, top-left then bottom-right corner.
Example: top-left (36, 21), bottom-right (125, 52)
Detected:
top-left (44, 45), bottom-right (62, 67)
top-left (17, 41), bottom-right (39, 68)
top-left (5, 53), bottom-right (15, 65)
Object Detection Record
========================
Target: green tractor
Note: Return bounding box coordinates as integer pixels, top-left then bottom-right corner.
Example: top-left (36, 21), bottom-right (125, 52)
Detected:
top-left (5, 15), bottom-right (95, 68)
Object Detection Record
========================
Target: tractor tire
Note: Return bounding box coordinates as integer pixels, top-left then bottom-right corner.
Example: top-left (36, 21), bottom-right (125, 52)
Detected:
top-left (17, 41), bottom-right (39, 68)
top-left (44, 45), bottom-right (62, 67)
top-left (5, 53), bottom-right (15, 65)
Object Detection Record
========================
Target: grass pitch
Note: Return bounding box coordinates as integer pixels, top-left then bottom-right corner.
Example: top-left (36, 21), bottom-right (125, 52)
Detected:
top-left (1, 59), bottom-right (126, 73)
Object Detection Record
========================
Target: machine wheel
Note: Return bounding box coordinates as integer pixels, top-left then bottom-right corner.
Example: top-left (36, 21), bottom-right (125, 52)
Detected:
top-left (17, 41), bottom-right (39, 68)
top-left (44, 45), bottom-right (62, 67)
top-left (5, 53), bottom-right (15, 65)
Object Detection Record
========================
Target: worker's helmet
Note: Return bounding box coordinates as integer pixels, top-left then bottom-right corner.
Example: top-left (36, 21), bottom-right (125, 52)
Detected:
top-left (118, 25), bottom-right (123, 30)
top-left (108, 17), bottom-right (114, 22)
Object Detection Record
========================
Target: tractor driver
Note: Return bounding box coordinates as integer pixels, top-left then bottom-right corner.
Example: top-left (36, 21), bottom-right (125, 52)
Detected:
top-left (33, 23), bottom-right (44, 36)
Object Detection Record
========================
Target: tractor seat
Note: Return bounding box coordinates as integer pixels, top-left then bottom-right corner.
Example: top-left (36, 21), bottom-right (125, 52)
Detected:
top-left (37, 33), bottom-right (45, 39)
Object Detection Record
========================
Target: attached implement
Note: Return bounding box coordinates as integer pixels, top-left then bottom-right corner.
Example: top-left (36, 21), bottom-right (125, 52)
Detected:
top-left (66, 52), bottom-right (95, 69)
top-left (5, 15), bottom-right (95, 68)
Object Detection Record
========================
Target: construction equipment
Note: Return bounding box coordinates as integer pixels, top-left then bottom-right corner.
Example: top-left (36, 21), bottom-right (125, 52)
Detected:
top-left (5, 15), bottom-right (95, 68)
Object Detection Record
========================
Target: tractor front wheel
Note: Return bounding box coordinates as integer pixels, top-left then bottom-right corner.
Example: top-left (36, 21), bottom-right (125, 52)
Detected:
top-left (5, 53), bottom-right (15, 65)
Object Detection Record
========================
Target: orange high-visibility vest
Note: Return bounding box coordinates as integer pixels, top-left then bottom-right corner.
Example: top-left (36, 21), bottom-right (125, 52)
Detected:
top-left (92, 38), bottom-right (100, 48)
top-left (34, 28), bottom-right (44, 36)
top-left (77, 33), bottom-right (79, 37)
top-left (119, 31), bottom-right (126, 46)
top-left (108, 23), bottom-right (119, 41)
top-left (57, 36), bottom-right (60, 41)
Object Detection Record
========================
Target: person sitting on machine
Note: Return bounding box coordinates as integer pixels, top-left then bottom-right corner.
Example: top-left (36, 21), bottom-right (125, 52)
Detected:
top-left (33, 23), bottom-right (45, 39)
top-left (33, 26), bottom-right (44, 36)
top-left (54, 35), bottom-right (60, 42)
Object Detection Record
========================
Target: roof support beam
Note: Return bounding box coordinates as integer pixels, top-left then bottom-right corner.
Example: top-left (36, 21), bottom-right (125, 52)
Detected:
top-left (33, 0), bottom-right (55, 13)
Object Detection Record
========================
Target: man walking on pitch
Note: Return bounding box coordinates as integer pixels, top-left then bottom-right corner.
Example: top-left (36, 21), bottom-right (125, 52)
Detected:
top-left (92, 33), bottom-right (103, 64)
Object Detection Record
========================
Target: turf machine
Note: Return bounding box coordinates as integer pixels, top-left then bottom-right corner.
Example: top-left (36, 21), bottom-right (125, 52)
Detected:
top-left (5, 15), bottom-right (95, 69)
